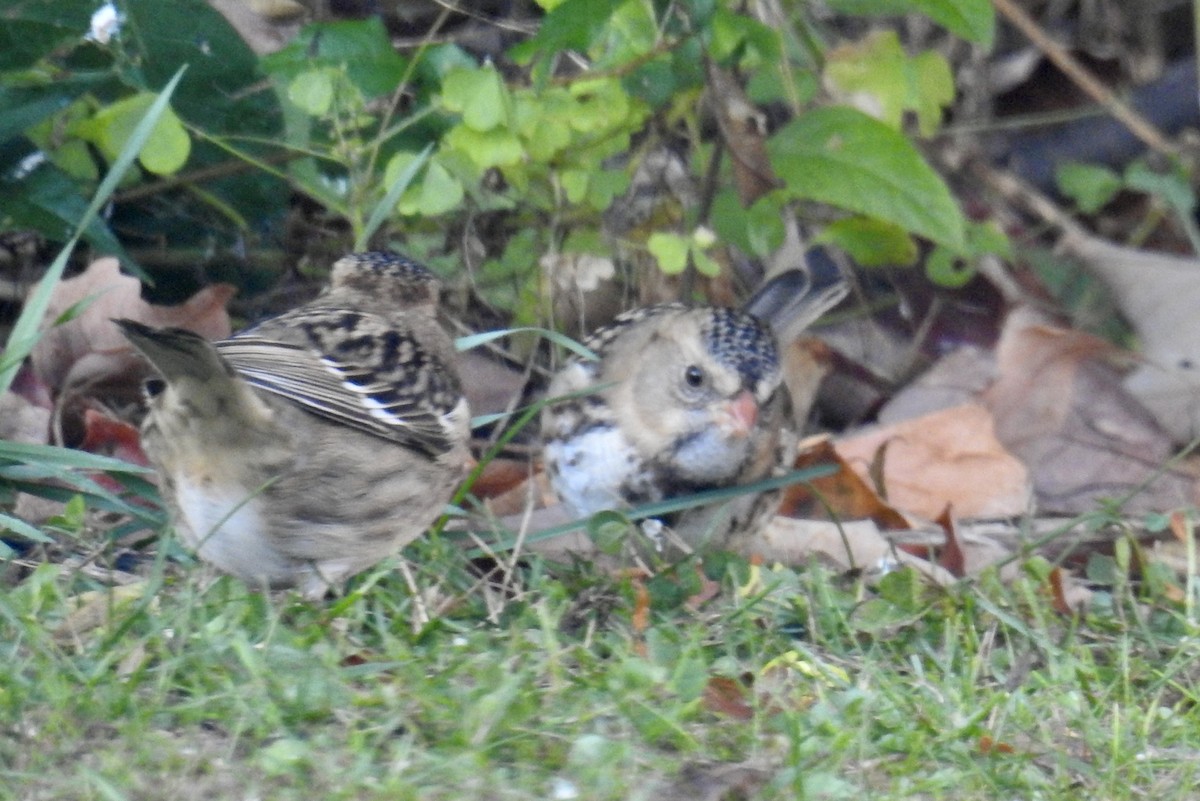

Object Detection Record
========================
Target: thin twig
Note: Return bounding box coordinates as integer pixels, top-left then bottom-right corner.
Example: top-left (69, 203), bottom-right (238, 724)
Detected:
top-left (991, 0), bottom-right (1178, 158)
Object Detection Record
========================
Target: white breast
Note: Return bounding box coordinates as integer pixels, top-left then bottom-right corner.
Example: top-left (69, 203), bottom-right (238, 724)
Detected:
top-left (545, 425), bottom-right (642, 517)
top-left (172, 477), bottom-right (293, 585)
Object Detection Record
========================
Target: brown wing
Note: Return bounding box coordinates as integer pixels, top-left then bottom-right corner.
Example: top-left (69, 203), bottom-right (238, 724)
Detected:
top-left (217, 309), bottom-right (463, 458)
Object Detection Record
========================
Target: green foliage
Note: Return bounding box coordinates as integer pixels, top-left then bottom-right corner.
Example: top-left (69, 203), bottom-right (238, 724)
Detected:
top-left (826, 0), bottom-right (996, 46)
top-left (1056, 158), bottom-right (1200, 250)
top-left (0, 0), bottom-right (1000, 309)
top-left (824, 31), bottom-right (955, 136)
top-left (1056, 161), bottom-right (1124, 214)
top-left (769, 106), bottom-right (965, 250)
top-left (0, 0), bottom-right (282, 260)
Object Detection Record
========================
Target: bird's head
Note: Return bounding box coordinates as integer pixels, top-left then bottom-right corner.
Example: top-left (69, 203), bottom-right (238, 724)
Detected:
top-left (329, 251), bottom-right (442, 310)
top-left (607, 306), bottom-right (782, 484)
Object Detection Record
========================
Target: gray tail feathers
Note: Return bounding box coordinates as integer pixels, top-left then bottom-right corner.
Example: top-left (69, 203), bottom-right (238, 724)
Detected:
top-left (115, 319), bottom-right (232, 384)
top-left (743, 249), bottom-right (849, 341)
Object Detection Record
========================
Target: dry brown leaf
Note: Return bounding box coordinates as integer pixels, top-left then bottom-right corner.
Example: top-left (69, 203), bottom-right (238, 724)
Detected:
top-left (983, 306), bottom-right (1194, 515)
top-left (878, 345), bottom-right (996, 423)
top-left (782, 338), bottom-right (835, 430)
top-left (702, 676), bottom-right (754, 720)
top-left (705, 63), bottom-right (778, 205)
top-left (755, 516), bottom-right (958, 584)
top-left (53, 582), bottom-right (149, 643)
top-left (470, 457), bottom-right (539, 504)
top-left (782, 436), bottom-right (911, 528)
top-left (0, 389), bottom-right (50, 444)
top-left (1061, 230), bottom-right (1200, 443)
top-left (834, 403), bottom-right (1032, 520)
top-left (934, 506), bottom-right (967, 578)
top-left (978, 735), bottom-right (1018, 755)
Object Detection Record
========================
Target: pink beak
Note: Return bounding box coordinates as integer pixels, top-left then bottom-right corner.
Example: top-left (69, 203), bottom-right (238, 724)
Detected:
top-left (716, 389), bottom-right (759, 438)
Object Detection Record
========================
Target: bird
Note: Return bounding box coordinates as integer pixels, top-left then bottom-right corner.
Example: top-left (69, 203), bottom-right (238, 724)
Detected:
top-left (116, 251), bottom-right (471, 598)
top-left (541, 266), bottom-right (847, 557)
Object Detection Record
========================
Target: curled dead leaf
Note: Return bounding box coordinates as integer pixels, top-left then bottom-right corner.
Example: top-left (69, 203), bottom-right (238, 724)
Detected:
top-left (832, 404), bottom-right (1032, 521)
top-left (984, 306), bottom-right (1194, 515)
top-left (782, 435), bottom-right (911, 528)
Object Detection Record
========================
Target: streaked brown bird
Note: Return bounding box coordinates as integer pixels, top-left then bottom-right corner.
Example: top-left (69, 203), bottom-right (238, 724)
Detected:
top-left (541, 268), bottom-right (846, 557)
top-left (118, 252), bottom-right (470, 597)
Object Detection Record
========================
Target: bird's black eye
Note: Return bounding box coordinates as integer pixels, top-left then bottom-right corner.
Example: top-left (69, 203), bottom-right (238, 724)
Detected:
top-left (684, 364), bottom-right (705, 388)
top-left (143, 377), bottom-right (166, 399)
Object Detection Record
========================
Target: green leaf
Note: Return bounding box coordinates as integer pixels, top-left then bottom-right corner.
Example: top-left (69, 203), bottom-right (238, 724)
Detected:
top-left (0, 441), bottom-right (151, 474)
top-left (444, 125), bottom-right (524, 169)
top-left (647, 232), bottom-right (690, 274)
top-left (0, 160), bottom-right (128, 260)
top-left (126, 0), bottom-right (277, 136)
top-left (411, 160), bottom-right (464, 217)
top-left (965, 220), bottom-right (1012, 260)
top-left (0, 84), bottom-right (81, 143)
top-left (0, 512), bottom-right (54, 544)
top-left (559, 169), bottom-right (590, 204)
top-left (76, 92), bottom-right (191, 176)
top-left (925, 245), bottom-right (975, 288)
top-left (823, 32), bottom-right (953, 135)
top-left (585, 169), bottom-right (629, 210)
top-left (1056, 162), bottom-right (1122, 213)
top-left (441, 67), bottom-right (511, 131)
top-left (587, 510), bottom-right (633, 555)
top-left (265, 17), bottom-right (407, 99)
top-left (876, 566), bottom-right (931, 612)
top-left (515, 91), bottom-right (574, 157)
top-left (769, 106), bottom-right (965, 249)
top-left (826, 0), bottom-right (995, 46)
top-left (288, 69), bottom-right (336, 116)
top-left (366, 142), bottom-right (433, 245)
top-left (709, 191), bottom-right (786, 258)
top-left (692, 250), bottom-right (721, 277)
top-left (817, 217), bottom-right (917, 267)
top-left (0, 19), bottom-right (77, 70)
top-left (567, 78), bottom-right (633, 133)
top-left (509, 0), bottom-right (626, 63)
top-left (708, 7), bottom-right (781, 63)
top-left (455, 327), bottom-right (596, 361)
top-left (1124, 161), bottom-right (1196, 214)
top-left (911, 51), bottom-right (955, 136)
top-left (823, 32), bottom-right (910, 128)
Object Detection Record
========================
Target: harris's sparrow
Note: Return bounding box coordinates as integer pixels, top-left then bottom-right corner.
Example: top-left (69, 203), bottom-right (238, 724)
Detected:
top-left (117, 252), bottom-right (471, 597)
top-left (541, 268), bottom-right (846, 556)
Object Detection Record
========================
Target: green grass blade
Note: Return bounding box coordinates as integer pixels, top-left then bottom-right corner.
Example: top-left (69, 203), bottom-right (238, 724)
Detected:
top-left (0, 441), bottom-right (152, 473)
top-left (0, 511), bottom-right (54, 543)
top-left (465, 464), bottom-right (838, 551)
top-left (455, 326), bottom-right (596, 360)
top-left (357, 141), bottom-right (433, 249)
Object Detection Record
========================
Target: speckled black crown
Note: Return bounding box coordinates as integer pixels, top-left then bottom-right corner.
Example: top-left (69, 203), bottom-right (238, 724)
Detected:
top-left (341, 251), bottom-right (438, 281)
top-left (700, 307), bottom-right (778, 390)
top-left (331, 251), bottom-right (441, 305)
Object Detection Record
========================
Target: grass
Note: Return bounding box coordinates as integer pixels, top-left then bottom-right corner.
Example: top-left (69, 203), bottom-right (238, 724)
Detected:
top-left (3, 520), bottom-right (1200, 801)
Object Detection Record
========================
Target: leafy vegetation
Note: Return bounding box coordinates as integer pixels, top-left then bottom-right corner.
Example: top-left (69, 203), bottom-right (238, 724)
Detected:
top-left (0, 0), bottom-right (998, 313)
